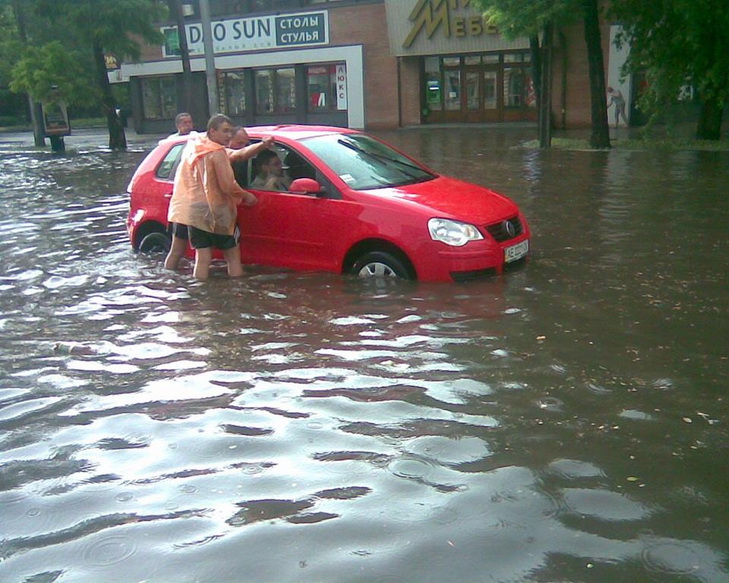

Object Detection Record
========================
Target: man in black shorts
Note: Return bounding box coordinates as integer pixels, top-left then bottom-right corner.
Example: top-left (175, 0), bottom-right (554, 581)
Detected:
top-left (166, 114), bottom-right (256, 280)
top-left (164, 221), bottom-right (190, 270)
top-left (165, 125), bottom-right (270, 271)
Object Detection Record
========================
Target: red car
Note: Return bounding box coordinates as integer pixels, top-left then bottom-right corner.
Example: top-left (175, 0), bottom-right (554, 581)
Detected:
top-left (126, 125), bottom-right (530, 282)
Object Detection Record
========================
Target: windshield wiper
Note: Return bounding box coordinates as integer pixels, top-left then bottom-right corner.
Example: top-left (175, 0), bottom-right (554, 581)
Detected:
top-left (337, 139), bottom-right (431, 180)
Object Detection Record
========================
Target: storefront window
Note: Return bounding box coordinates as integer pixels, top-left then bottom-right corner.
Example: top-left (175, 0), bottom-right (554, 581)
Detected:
top-left (444, 70), bottom-right (461, 111)
top-left (307, 64), bottom-right (344, 112)
top-left (256, 70), bottom-right (273, 113)
top-left (141, 76), bottom-right (176, 120)
top-left (276, 68), bottom-right (296, 113)
top-left (222, 71), bottom-right (247, 116)
top-left (504, 52), bottom-right (530, 63)
top-left (423, 51), bottom-right (537, 123)
top-left (483, 70), bottom-right (497, 109)
top-left (503, 68), bottom-right (536, 109)
top-left (466, 71), bottom-right (479, 110)
top-left (255, 68), bottom-right (295, 114)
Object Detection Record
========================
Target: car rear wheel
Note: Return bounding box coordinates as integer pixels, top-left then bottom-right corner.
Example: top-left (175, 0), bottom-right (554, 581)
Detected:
top-left (351, 251), bottom-right (411, 279)
top-left (138, 231), bottom-right (171, 254)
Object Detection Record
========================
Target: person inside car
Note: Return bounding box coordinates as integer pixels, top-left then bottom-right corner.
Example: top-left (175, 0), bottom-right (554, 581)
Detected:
top-left (251, 149), bottom-right (292, 191)
top-left (228, 126), bottom-right (273, 187)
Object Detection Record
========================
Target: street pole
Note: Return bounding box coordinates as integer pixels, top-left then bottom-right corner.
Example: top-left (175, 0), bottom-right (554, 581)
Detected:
top-left (199, 0), bottom-right (219, 117)
top-left (168, 0), bottom-right (194, 116)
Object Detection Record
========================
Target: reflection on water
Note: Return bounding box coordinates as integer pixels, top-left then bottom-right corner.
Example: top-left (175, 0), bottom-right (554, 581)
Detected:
top-left (0, 130), bottom-right (727, 582)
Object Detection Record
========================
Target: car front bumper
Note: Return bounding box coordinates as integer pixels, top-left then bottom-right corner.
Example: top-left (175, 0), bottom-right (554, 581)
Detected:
top-left (415, 235), bottom-right (530, 282)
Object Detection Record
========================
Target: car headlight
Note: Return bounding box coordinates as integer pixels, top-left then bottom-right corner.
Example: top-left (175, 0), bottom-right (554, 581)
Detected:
top-left (428, 218), bottom-right (484, 247)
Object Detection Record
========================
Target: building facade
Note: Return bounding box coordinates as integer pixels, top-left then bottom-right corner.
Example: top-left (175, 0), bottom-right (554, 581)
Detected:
top-left (111, 0), bottom-right (622, 133)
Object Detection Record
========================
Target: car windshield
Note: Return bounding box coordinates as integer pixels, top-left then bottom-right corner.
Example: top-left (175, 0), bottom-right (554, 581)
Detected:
top-left (302, 134), bottom-right (436, 190)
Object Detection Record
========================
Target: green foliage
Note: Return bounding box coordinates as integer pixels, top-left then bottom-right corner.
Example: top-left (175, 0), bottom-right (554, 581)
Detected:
top-left (610, 0), bottom-right (729, 130)
top-left (9, 41), bottom-right (93, 104)
top-left (35, 0), bottom-right (166, 60)
top-left (470, 0), bottom-right (579, 39)
top-left (3, 0), bottom-right (166, 104)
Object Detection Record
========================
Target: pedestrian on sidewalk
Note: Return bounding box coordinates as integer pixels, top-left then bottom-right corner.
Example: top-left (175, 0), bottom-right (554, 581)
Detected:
top-left (607, 87), bottom-right (628, 128)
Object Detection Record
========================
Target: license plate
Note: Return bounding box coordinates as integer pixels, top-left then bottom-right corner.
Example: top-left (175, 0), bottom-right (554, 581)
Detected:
top-left (505, 239), bottom-right (529, 263)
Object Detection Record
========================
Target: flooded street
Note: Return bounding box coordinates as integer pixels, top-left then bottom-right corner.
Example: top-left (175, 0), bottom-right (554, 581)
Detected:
top-left (0, 126), bottom-right (727, 583)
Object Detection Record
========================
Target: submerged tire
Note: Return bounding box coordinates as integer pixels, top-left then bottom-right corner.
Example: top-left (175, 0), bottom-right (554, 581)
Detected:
top-left (351, 251), bottom-right (411, 279)
top-left (138, 231), bottom-right (171, 254)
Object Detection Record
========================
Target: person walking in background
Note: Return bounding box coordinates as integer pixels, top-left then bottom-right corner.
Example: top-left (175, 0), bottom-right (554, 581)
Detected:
top-left (163, 112), bottom-right (198, 268)
top-left (164, 111), bottom-right (195, 268)
top-left (606, 87), bottom-right (628, 128)
top-left (167, 114), bottom-right (257, 280)
top-left (171, 112), bottom-right (194, 137)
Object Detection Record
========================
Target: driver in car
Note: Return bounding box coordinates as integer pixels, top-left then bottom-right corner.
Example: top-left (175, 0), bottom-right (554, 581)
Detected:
top-left (251, 149), bottom-right (292, 191)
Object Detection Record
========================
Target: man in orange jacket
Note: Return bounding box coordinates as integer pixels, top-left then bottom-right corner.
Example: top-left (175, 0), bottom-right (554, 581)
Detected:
top-left (167, 114), bottom-right (257, 280)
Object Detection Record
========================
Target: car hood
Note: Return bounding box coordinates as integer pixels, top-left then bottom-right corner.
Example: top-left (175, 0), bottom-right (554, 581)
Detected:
top-left (357, 175), bottom-right (520, 223)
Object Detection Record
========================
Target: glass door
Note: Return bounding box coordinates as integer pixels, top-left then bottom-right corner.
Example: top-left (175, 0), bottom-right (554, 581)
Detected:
top-left (483, 70), bottom-right (497, 110)
top-left (444, 69), bottom-right (461, 112)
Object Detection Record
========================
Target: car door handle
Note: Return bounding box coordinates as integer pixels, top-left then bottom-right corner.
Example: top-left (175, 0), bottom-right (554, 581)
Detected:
top-left (164, 193), bottom-right (172, 199)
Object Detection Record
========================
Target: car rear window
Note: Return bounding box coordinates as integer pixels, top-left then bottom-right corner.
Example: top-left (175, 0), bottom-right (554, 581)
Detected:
top-left (156, 143), bottom-right (186, 180)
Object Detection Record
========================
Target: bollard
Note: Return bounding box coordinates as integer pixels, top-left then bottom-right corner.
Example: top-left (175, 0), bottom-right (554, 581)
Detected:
top-left (50, 135), bottom-right (65, 153)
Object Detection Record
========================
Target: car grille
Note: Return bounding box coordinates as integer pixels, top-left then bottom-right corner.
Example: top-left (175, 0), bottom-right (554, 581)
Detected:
top-left (450, 267), bottom-right (497, 282)
top-left (485, 216), bottom-right (523, 242)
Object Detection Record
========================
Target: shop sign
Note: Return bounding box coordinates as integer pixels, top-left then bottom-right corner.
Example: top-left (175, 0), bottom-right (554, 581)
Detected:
top-left (162, 11), bottom-right (328, 57)
top-left (385, 0), bottom-right (527, 56)
top-left (336, 64), bottom-right (347, 110)
top-left (403, 0), bottom-right (497, 48)
top-left (105, 54), bottom-right (120, 70)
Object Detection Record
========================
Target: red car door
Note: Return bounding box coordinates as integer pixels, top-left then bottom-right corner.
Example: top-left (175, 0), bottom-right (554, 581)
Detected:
top-left (240, 189), bottom-right (346, 272)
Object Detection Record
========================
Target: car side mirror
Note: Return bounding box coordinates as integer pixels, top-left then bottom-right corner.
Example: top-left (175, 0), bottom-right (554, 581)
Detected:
top-left (289, 177), bottom-right (323, 195)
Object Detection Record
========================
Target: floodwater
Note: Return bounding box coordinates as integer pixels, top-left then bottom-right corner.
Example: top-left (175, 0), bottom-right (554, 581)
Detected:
top-left (0, 126), bottom-right (726, 583)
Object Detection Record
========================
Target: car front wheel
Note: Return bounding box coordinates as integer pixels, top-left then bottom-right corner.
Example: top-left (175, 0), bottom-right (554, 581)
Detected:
top-left (351, 251), bottom-right (412, 279)
top-left (138, 231), bottom-right (171, 254)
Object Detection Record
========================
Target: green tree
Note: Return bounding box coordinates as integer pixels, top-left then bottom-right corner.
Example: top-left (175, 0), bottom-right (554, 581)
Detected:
top-left (610, 0), bottom-right (729, 140)
top-left (473, 0), bottom-right (611, 149)
top-left (9, 41), bottom-right (91, 105)
top-left (0, 0), bottom-right (44, 143)
top-left (13, 0), bottom-right (167, 150)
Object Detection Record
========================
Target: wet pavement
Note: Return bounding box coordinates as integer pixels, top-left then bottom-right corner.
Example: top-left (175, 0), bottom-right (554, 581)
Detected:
top-left (0, 125), bottom-right (727, 582)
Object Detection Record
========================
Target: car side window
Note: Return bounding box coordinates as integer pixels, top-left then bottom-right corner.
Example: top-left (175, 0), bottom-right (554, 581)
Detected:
top-left (251, 144), bottom-right (318, 193)
top-left (156, 143), bottom-right (185, 181)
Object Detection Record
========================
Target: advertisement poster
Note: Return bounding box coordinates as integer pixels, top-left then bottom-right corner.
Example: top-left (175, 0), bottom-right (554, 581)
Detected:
top-left (42, 100), bottom-right (71, 137)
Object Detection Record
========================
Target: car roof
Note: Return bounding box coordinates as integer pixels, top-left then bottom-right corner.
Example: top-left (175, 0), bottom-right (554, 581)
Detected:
top-left (157, 125), bottom-right (359, 148)
top-left (246, 124), bottom-right (360, 141)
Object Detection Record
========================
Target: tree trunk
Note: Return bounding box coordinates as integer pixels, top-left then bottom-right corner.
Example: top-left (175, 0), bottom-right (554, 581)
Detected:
top-left (12, 0), bottom-right (46, 146)
top-left (582, 0), bottom-right (610, 149)
top-left (28, 95), bottom-right (47, 148)
top-left (696, 99), bottom-right (723, 140)
top-left (92, 37), bottom-right (127, 150)
top-left (539, 23), bottom-right (553, 149)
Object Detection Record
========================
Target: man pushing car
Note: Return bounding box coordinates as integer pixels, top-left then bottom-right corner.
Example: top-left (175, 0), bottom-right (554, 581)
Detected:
top-left (167, 114), bottom-right (257, 280)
